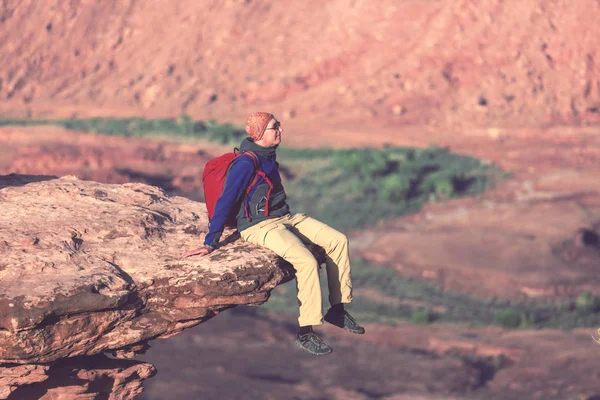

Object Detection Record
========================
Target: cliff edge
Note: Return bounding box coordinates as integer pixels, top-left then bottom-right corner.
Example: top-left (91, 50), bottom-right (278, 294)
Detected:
top-left (0, 174), bottom-right (300, 399)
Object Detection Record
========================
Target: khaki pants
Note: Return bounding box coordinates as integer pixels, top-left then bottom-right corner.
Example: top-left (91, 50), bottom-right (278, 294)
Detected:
top-left (239, 212), bottom-right (353, 326)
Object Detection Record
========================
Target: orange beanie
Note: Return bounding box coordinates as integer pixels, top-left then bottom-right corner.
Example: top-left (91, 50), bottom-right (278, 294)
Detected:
top-left (245, 112), bottom-right (274, 141)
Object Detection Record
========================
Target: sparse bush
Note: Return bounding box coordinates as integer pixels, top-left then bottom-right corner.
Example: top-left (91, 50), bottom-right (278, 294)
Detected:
top-left (519, 311), bottom-right (537, 328)
top-left (204, 121), bottom-right (245, 145)
top-left (332, 148), bottom-right (395, 178)
top-left (332, 149), bottom-right (367, 173)
top-left (178, 114), bottom-right (194, 135)
top-left (557, 300), bottom-right (574, 313)
top-left (51, 116), bottom-right (244, 142)
top-left (411, 309), bottom-right (434, 324)
top-left (380, 174), bottom-right (411, 202)
top-left (494, 308), bottom-right (521, 328)
top-left (575, 291), bottom-right (598, 314)
top-left (360, 150), bottom-right (390, 178)
top-left (433, 177), bottom-right (454, 200)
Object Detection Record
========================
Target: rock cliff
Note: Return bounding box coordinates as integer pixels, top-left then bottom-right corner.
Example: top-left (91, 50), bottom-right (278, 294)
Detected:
top-left (0, 173), bottom-right (301, 398)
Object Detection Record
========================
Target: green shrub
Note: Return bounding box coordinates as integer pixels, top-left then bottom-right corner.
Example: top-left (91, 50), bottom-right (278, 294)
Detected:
top-left (380, 174), bottom-right (411, 202)
top-left (361, 150), bottom-right (390, 178)
top-left (433, 177), bottom-right (454, 200)
top-left (288, 145), bottom-right (501, 231)
top-left (410, 309), bottom-right (434, 324)
top-left (575, 291), bottom-right (598, 314)
top-left (519, 311), bottom-right (537, 328)
top-left (332, 148), bottom-right (394, 178)
top-left (332, 150), bottom-right (365, 173)
top-left (178, 114), bottom-right (194, 135)
top-left (494, 308), bottom-right (521, 328)
top-left (204, 121), bottom-right (245, 145)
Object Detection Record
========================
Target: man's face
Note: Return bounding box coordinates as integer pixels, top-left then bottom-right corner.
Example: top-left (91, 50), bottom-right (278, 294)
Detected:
top-left (256, 118), bottom-right (282, 147)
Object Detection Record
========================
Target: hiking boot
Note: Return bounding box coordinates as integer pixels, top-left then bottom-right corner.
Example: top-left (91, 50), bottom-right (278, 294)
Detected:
top-left (324, 309), bottom-right (366, 334)
top-left (294, 332), bottom-right (333, 356)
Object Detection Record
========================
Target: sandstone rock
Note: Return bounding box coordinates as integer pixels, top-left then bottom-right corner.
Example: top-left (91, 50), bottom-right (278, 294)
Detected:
top-left (2, 354), bottom-right (155, 400)
top-left (0, 364), bottom-right (49, 399)
top-left (0, 173), bottom-right (299, 396)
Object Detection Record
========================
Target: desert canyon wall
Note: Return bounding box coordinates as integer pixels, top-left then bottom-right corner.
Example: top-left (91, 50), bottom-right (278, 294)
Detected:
top-left (0, 0), bottom-right (597, 129)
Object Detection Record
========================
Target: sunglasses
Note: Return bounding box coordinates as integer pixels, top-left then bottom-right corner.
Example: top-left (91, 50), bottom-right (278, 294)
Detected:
top-left (265, 122), bottom-right (281, 131)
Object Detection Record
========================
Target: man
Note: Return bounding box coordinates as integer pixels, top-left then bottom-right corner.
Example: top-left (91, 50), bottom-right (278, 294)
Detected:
top-left (184, 112), bottom-right (365, 356)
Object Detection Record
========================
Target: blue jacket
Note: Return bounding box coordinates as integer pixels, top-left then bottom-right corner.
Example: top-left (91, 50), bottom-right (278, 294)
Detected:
top-left (204, 138), bottom-right (290, 248)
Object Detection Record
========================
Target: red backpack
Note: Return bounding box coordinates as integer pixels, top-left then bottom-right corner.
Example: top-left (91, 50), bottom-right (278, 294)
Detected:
top-left (202, 148), bottom-right (274, 228)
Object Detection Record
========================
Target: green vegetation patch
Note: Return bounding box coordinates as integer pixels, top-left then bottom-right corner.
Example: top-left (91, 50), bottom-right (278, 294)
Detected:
top-left (0, 115), bottom-right (246, 144)
top-left (282, 144), bottom-right (505, 232)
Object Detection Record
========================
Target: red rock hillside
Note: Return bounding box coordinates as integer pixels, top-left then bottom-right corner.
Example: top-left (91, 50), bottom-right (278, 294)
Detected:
top-left (0, 0), bottom-right (598, 131)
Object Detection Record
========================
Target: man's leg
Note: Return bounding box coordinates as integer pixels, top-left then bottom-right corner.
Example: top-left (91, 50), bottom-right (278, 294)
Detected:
top-left (285, 213), bottom-right (364, 335)
top-left (285, 213), bottom-right (353, 307)
top-left (240, 218), bottom-right (324, 327)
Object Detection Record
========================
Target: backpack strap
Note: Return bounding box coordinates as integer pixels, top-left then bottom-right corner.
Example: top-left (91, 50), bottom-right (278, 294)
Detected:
top-left (236, 150), bottom-right (275, 220)
top-left (242, 151), bottom-right (274, 216)
top-left (241, 150), bottom-right (260, 168)
top-left (254, 170), bottom-right (273, 216)
top-left (238, 150), bottom-right (260, 221)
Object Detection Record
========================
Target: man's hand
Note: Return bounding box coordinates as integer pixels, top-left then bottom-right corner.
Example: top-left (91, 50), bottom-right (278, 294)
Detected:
top-left (182, 245), bottom-right (214, 258)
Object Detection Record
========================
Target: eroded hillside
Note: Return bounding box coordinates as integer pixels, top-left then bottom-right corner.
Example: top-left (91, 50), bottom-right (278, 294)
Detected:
top-left (0, 0), bottom-right (598, 131)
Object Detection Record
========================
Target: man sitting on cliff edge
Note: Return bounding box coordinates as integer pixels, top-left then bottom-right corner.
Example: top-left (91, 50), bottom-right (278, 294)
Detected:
top-left (184, 112), bottom-right (365, 356)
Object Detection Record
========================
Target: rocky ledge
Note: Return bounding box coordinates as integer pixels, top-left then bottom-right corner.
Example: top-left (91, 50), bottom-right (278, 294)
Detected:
top-left (0, 174), bottom-right (301, 399)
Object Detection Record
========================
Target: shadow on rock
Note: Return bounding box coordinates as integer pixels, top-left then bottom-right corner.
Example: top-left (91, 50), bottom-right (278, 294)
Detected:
top-left (0, 173), bottom-right (58, 189)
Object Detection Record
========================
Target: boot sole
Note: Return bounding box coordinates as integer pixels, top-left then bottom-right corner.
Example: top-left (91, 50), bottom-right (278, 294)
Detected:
top-left (324, 317), bottom-right (366, 335)
top-left (294, 340), bottom-right (333, 356)
top-left (344, 327), bottom-right (365, 334)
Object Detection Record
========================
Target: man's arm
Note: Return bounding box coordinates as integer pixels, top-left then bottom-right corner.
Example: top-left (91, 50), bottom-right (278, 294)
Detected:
top-left (203, 156), bottom-right (256, 248)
